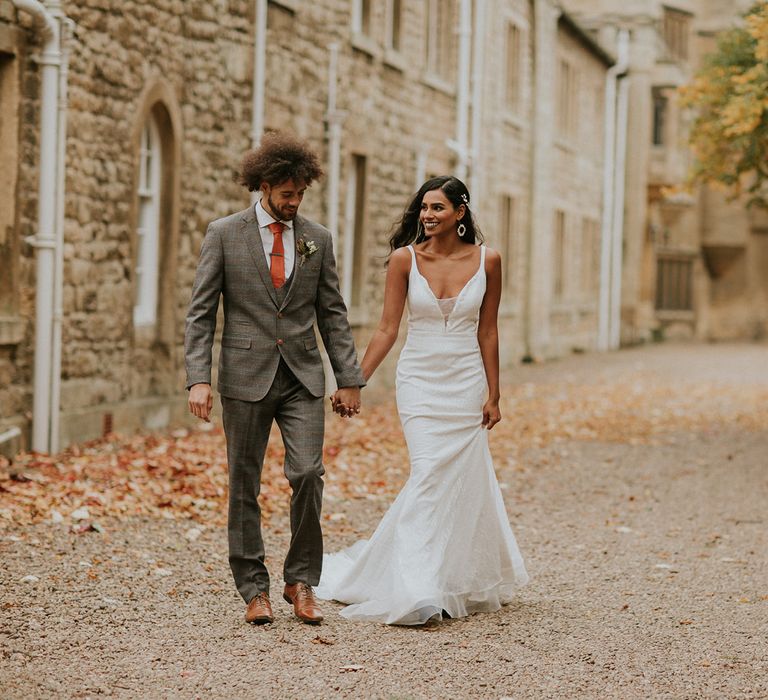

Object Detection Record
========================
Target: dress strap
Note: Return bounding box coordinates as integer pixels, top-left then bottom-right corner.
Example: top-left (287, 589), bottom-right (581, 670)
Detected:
top-left (406, 244), bottom-right (416, 273)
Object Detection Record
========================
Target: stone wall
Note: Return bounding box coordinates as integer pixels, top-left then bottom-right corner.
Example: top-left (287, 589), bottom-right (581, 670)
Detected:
top-left (548, 19), bottom-right (607, 356)
top-left (2, 0), bottom-right (616, 450)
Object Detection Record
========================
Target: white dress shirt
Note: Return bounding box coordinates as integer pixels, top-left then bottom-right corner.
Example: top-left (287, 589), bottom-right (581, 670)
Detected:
top-left (255, 199), bottom-right (295, 278)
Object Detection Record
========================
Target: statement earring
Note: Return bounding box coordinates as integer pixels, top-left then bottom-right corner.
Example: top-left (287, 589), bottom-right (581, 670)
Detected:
top-left (457, 223), bottom-right (467, 238)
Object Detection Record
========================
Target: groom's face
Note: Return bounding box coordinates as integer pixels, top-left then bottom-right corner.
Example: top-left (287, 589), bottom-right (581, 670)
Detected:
top-left (261, 178), bottom-right (307, 221)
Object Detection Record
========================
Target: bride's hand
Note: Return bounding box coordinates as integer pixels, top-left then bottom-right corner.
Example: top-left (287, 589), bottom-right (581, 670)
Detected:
top-left (482, 400), bottom-right (501, 430)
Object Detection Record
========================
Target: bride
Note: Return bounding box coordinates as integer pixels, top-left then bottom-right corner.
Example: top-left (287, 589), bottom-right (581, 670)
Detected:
top-left (320, 175), bottom-right (529, 625)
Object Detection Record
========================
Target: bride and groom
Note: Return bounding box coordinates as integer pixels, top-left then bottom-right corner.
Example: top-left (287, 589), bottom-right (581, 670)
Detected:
top-left (185, 131), bottom-right (528, 627)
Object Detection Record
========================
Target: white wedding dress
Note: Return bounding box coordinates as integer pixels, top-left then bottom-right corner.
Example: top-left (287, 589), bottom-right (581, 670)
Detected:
top-left (316, 245), bottom-right (529, 625)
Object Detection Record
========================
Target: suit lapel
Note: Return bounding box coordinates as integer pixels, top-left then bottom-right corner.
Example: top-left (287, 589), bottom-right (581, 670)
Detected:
top-left (279, 215), bottom-right (306, 311)
top-left (241, 208), bottom-right (279, 308)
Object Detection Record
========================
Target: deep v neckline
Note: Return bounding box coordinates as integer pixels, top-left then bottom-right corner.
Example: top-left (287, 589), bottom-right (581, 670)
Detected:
top-left (409, 245), bottom-right (484, 323)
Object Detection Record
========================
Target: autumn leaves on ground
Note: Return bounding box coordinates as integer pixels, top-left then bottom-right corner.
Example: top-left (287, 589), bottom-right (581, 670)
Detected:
top-left (1, 343), bottom-right (767, 700)
top-left (2, 352), bottom-right (766, 532)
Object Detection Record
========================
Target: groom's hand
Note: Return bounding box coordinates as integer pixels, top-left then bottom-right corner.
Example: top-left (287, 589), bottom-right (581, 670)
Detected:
top-left (331, 387), bottom-right (361, 418)
top-left (189, 383), bottom-right (213, 422)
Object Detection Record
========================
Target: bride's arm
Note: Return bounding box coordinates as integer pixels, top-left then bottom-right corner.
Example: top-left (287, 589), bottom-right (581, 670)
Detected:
top-left (478, 248), bottom-right (502, 429)
top-left (359, 247), bottom-right (410, 382)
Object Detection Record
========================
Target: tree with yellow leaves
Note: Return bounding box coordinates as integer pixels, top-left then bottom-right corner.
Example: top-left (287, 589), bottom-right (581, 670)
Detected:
top-left (681, 3), bottom-right (768, 207)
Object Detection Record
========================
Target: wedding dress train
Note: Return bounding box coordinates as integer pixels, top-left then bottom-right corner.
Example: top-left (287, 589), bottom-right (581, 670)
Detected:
top-left (316, 245), bottom-right (528, 624)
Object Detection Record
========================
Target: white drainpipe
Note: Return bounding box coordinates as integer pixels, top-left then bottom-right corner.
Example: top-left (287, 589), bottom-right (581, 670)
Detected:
top-left (49, 13), bottom-right (73, 454)
top-left (451, 0), bottom-right (472, 181)
top-left (250, 0), bottom-right (267, 204)
top-left (610, 58), bottom-right (630, 350)
top-left (325, 42), bottom-right (343, 254)
top-left (13, 0), bottom-right (62, 453)
top-left (598, 29), bottom-right (629, 351)
top-left (469, 0), bottom-right (485, 204)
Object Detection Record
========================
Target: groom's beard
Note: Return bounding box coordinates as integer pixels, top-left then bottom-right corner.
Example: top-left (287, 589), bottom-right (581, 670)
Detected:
top-left (268, 195), bottom-right (298, 221)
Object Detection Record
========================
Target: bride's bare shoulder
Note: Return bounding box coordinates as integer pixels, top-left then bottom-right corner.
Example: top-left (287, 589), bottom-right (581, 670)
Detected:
top-left (483, 246), bottom-right (501, 262)
top-left (388, 246), bottom-right (412, 274)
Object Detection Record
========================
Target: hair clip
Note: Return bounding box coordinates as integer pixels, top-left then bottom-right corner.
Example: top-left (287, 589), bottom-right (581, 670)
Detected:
top-left (460, 193), bottom-right (469, 205)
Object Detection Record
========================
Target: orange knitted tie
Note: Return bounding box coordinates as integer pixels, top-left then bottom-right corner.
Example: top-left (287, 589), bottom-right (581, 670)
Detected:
top-left (268, 222), bottom-right (286, 288)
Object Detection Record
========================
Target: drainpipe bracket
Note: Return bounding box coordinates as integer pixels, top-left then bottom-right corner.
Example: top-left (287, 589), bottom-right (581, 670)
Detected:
top-left (325, 109), bottom-right (347, 125)
top-left (30, 49), bottom-right (62, 67)
top-left (25, 235), bottom-right (56, 249)
top-left (446, 138), bottom-right (474, 164)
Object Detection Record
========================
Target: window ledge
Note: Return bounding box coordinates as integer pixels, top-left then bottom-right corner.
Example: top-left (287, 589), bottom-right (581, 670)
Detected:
top-left (383, 48), bottom-right (407, 72)
top-left (502, 110), bottom-right (525, 130)
top-left (351, 32), bottom-right (380, 59)
top-left (269, 0), bottom-right (298, 12)
top-left (422, 71), bottom-right (455, 96)
top-left (0, 316), bottom-right (25, 346)
top-left (656, 309), bottom-right (695, 321)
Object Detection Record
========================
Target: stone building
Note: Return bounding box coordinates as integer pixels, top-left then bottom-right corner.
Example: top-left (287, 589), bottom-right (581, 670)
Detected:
top-left (2, 0), bottom-right (611, 453)
top-left (564, 0), bottom-right (768, 344)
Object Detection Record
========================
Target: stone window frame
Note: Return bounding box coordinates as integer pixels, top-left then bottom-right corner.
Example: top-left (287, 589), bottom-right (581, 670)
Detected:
top-left (662, 5), bottom-right (692, 63)
top-left (499, 193), bottom-right (517, 295)
top-left (423, 0), bottom-right (456, 94)
top-left (341, 151), bottom-right (370, 327)
top-left (580, 216), bottom-right (600, 300)
top-left (553, 208), bottom-right (567, 301)
top-left (497, 190), bottom-right (526, 319)
top-left (351, 0), bottom-right (372, 37)
top-left (0, 25), bottom-right (24, 347)
top-left (129, 80), bottom-right (181, 349)
top-left (655, 251), bottom-right (695, 313)
top-left (555, 57), bottom-right (578, 147)
top-left (503, 20), bottom-right (523, 116)
top-left (350, 0), bottom-right (380, 58)
top-left (652, 85), bottom-right (669, 147)
top-left (382, 0), bottom-right (406, 71)
top-left (133, 114), bottom-right (162, 328)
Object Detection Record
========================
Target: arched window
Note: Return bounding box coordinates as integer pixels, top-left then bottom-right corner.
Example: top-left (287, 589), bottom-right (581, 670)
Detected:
top-left (134, 114), bottom-right (162, 327)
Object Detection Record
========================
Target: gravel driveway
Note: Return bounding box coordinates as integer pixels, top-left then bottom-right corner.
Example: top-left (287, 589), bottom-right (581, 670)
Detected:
top-left (2, 343), bottom-right (767, 699)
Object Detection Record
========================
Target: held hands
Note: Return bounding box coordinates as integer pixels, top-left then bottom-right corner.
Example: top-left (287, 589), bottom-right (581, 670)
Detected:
top-left (189, 383), bottom-right (213, 422)
top-left (482, 399), bottom-right (501, 430)
top-left (330, 386), bottom-right (362, 418)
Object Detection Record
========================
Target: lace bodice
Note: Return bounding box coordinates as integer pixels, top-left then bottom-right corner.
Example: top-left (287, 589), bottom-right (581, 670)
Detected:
top-left (406, 244), bottom-right (487, 334)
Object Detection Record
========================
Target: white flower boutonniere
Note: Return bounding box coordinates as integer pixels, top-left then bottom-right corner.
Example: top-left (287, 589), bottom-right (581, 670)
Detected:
top-left (296, 238), bottom-right (318, 267)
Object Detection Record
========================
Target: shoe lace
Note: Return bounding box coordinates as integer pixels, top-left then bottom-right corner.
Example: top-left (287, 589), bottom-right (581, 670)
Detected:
top-left (295, 583), bottom-right (314, 604)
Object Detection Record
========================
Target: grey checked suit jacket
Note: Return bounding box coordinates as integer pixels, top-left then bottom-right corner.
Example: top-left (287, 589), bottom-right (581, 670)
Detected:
top-left (184, 207), bottom-right (365, 401)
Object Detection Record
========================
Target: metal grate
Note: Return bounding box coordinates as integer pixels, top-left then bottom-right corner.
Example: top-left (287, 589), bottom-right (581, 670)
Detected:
top-left (656, 256), bottom-right (693, 311)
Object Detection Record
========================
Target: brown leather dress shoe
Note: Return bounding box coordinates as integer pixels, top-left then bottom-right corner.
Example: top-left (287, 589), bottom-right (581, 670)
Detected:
top-left (245, 592), bottom-right (274, 624)
top-left (283, 583), bottom-right (324, 624)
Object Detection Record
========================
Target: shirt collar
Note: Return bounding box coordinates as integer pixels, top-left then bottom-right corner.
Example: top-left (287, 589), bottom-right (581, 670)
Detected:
top-left (255, 199), bottom-right (294, 231)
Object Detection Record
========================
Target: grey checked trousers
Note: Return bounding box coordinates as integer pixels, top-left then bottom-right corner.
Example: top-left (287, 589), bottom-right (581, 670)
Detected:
top-left (221, 359), bottom-right (325, 604)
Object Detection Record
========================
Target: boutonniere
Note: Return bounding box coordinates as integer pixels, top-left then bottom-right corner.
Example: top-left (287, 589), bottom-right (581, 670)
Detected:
top-left (296, 238), bottom-right (318, 267)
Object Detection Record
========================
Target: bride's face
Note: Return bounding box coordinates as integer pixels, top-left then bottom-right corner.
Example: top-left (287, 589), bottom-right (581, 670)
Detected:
top-left (420, 189), bottom-right (463, 238)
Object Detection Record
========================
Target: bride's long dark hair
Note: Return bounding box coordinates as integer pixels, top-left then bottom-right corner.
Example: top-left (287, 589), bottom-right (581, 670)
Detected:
top-left (388, 176), bottom-right (483, 254)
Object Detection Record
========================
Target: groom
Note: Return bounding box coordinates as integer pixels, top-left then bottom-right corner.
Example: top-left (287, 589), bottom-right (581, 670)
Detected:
top-left (184, 131), bottom-right (364, 625)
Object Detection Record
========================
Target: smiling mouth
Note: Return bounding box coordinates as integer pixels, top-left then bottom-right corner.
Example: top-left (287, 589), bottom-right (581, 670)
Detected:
top-left (424, 222), bottom-right (439, 229)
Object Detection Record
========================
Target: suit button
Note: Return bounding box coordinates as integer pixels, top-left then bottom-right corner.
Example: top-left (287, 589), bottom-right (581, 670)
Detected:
top-left (277, 312), bottom-right (284, 318)
top-left (276, 339), bottom-right (284, 345)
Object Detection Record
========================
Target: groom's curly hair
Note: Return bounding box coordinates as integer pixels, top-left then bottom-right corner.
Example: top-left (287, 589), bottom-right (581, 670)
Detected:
top-left (239, 130), bottom-right (324, 191)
